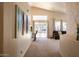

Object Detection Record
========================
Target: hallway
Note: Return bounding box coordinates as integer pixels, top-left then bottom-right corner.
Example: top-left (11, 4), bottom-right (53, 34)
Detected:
top-left (0, 2), bottom-right (79, 57)
top-left (24, 38), bottom-right (61, 57)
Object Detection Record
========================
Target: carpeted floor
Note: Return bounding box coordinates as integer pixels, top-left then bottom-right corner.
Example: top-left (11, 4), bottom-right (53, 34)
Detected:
top-left (24, 37), bottom-right (61, 57)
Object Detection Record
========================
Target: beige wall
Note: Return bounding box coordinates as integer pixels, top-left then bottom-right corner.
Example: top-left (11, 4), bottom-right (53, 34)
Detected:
top-left (3, 3), bottom-right (32, 56)
top-left (60, 3), bottom-right (79, 56)
top-left (31, 7), bottom-right (65, 38)
top-left (0, 3), bottom-right (3, 54)
top-left (1, 2), bottom-right (79, 57)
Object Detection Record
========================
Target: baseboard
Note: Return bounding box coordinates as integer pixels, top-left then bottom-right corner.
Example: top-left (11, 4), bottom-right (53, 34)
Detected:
top-left (59, 50), bottom-right (64, 57)
top-left (22, 40), bottom-right (33, 57)
top-left (0, 54), bottom-right (10, 57)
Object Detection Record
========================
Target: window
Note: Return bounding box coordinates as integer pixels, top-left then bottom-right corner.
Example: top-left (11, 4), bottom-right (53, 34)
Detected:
top-left (34, 22), bottom-right (47, 37)
top-left (55, 21), bottom-right (61, 31)
top-left (33, 15), bottom-right (47, 21)
top-left (54, 20), bottom-right (67, 31)
top-left (34, 22), bottom-right (47, 33)
top-left (62, 22), bottom-right (67, 31)
top-left (33, 15), bottom-right (48, 37)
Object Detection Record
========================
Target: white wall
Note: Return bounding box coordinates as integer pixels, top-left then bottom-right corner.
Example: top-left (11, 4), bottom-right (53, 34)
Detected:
top-left (3, 2), bottom-right (79, 57)
top-left (3, 3), bottom-right (32, 56)
top-left (60, 3), bottom-right (79, 57)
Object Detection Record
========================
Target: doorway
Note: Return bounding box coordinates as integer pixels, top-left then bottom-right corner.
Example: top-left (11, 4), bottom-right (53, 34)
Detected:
top-left (34, 21), bottom-right (48, 38)
top-left (33, 15), bottom-right (48, 38)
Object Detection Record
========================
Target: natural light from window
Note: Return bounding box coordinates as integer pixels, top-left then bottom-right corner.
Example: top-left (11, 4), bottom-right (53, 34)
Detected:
top-left (33, 15), bottom-right (47, 21)
top-left (62, 22), bottom-right (67, 31)
top-left (55, 21), bottom-right (61, 31)
top-left (55, 20), bottom-right (67, 31)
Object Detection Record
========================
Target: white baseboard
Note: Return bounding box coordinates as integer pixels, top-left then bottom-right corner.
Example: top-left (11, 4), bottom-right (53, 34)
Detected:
top-left (59, 50), bottom-right (64, 57)
top-left (0, 54), bottom-right (10, 57)
top-left (22, 40), bottom-right (33, 57)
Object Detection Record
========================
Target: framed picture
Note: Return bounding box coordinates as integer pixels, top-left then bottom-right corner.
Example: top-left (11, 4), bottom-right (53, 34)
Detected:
top-left (15, 5), bottom-right (24, 38)
top-left (77, 24), bottom-right (79, 41)
top-left (22, 13), bottom-right (24, 35)
top-left (26, 15), bottom-right (28, 33)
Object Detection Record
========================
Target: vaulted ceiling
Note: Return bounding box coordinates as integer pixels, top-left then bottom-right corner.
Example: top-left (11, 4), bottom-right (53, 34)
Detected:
top-left (29, 2), bottom-right (66, 13)
top-left (28, 2), bottom-right (79, 23)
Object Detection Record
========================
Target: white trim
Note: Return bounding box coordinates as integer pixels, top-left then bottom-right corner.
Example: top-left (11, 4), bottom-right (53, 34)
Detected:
top-left (59, 50), bottom-right (64, 57)
top-left (22, 39), bottom-right (33, 57)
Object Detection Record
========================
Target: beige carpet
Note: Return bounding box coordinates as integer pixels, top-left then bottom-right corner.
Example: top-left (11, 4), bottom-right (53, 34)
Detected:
top-left (24, 37), bottom-right (61, 57)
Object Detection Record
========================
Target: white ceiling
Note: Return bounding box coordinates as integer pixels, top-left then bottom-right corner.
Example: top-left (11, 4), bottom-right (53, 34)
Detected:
top-left (29, 2), bottom-right (66, 13)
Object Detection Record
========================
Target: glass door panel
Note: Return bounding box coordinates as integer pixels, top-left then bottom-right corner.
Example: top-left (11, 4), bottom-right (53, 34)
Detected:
top-left (34, 22), bottom-right (47, 37)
